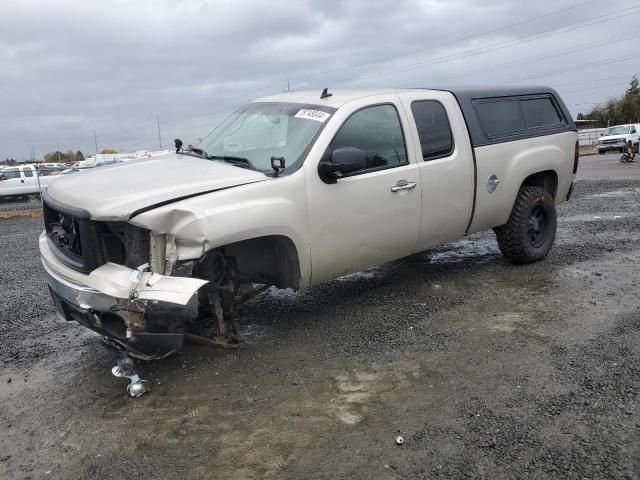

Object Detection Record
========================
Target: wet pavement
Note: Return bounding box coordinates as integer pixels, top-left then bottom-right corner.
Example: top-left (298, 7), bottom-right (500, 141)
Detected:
top-left (1, 153), bottom-right (640, 479)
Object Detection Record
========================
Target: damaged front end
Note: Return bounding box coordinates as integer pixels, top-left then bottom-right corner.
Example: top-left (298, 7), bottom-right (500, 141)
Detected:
top-left (40, 193), bottom-right (250, 359)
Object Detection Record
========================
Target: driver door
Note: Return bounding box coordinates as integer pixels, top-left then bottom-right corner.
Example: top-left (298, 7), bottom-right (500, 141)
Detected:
top-left (306, 96), bottom-right (421, 284)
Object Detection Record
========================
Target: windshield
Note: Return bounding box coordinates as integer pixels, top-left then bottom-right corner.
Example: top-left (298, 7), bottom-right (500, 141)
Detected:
top-left (197, 102), bottom-right (336, 173)
top-left (605, 126), bottom-right (630, 136)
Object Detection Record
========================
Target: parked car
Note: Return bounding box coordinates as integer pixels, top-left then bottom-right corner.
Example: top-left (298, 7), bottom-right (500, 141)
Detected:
top-left (0, 164), bottom-right (60, 199)
top-left (95, 159), bottom-right (121, 168)
top-left (40, 86), bottom-right (578, 358)
top-left (41, 162), bottom-right (66, 170)
top-left (596, 123), bottom-right (640, 154)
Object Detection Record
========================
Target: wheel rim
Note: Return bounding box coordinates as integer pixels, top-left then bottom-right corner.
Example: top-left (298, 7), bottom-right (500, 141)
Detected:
top-left (528, 205), bottom-right (548, 248)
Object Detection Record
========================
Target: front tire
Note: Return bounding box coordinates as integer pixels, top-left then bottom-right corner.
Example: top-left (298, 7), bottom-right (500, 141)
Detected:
top-left (494, 186), bottom-right (557, 264)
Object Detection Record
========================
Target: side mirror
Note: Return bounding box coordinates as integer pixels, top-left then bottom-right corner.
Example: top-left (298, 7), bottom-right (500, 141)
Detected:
top-left (0, 175), bottom-right (6, 181)
top-left (318, 147), bottom-right (366, 183)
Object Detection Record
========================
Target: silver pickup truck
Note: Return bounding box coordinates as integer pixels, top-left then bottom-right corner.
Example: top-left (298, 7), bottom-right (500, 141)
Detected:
top-left (39, 86), bottom-right (578, 358)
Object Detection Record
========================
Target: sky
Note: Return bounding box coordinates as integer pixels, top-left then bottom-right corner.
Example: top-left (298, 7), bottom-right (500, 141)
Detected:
top-left (0, 0), bottom-right (639, 160)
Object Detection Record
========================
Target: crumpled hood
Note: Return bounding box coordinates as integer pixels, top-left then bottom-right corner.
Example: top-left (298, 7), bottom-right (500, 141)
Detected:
top-left (45, 153), bottom-right (268, 220)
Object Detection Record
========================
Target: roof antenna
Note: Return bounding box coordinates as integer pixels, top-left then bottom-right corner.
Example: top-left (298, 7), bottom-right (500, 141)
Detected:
top-left (320, 88), bottom-right (332, 99)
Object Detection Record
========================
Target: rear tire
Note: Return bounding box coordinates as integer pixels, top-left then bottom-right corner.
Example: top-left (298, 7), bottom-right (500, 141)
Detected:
top-left (494, 186), bottom-right (557, 264)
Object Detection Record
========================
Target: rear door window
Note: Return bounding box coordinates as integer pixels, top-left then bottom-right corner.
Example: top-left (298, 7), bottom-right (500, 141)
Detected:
top-left (474, 100), bottom-right (526, 138)
top-left (521, 98), bottom-right (563, 128)
top-left (411, 100), bottom-right (454, 161)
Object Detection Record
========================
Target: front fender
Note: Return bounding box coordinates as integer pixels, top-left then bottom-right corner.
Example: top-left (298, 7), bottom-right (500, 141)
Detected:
top-left (130, 174), bottom-right (311, 286)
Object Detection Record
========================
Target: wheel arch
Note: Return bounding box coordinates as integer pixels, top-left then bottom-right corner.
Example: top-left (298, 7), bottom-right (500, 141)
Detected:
top-left (521, 169), bottom-right (558, 199)
top-left (216, 234), bottom-right (302, 289)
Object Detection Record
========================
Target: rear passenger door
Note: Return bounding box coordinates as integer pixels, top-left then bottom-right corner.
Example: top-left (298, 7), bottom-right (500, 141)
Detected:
top-left (399, 92), bottom-right (475, 249)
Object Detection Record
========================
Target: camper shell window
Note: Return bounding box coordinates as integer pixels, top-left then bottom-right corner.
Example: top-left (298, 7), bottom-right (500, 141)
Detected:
top-left (473, 95), bottom-right (566, 139)
top-left (432, 87), bottom-right (576, 147)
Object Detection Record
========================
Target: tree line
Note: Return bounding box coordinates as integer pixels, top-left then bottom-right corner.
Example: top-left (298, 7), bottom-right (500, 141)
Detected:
top-left (43, 150), bottom-right (85, 163)
top-left (577, 76), bottom-right (640, 127)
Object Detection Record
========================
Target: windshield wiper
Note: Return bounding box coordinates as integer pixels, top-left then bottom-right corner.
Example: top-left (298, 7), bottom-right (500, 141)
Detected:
top-left (177, 147), bottom-right (207, 159)
top-left (180, 148), bottom-right (257, 170)
top-left (206, 155), bottom-right (255, 170)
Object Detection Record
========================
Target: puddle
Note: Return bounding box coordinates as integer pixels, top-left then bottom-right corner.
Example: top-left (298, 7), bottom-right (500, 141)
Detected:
top-left (561, 213), bottom-right (632, 222)
top-left (264, 286), bottom-right (299, 299)
top-left (590, 188), bottom-right (640, 198)
top-left (560, 251), bottom-right (640, 280)
top-left (328, 361), bottom-right (423, 425)
top-left (430, 237), bottom-right (499, 264)
top-left (336, 268), bottom-right (383, 282)
top-left (485, 312), bottom-right (527, 333)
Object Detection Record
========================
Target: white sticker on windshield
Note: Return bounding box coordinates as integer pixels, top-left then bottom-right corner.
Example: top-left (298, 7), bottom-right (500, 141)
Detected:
top-left (295, 109), bottom-right (331, 122)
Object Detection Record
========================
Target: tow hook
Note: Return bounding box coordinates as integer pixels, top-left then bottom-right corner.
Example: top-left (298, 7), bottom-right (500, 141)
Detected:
top-left (111, 355), bottom-right (147, 397)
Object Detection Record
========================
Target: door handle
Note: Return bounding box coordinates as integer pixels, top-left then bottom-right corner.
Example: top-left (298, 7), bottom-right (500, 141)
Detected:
top-left (391, 180), bottom-right (417, 193)
top-left (21, 179), bottom-right (24, 183)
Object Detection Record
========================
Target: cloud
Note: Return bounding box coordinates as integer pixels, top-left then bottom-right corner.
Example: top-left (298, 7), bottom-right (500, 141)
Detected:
top-left (0, 0), bottom-right (638, 159)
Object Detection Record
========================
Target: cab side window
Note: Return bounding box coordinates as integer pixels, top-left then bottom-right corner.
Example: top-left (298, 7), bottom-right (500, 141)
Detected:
top-left (411, 100), bottom-right (454, 161)
top-left (2, 168), bottom-right (21, 179)
top-left (330, 104), bottom-right (407, 173)
top-left (23, 167), bottom-right (34, 177)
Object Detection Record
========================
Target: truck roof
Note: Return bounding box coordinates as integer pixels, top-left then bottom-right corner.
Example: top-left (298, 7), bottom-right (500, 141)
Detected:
top-left (257, 86), bottom-right (576, 147)
top-left (256, 88), bottom-right (416, 108)
top-left (256, 85), bottom-right (563, 108)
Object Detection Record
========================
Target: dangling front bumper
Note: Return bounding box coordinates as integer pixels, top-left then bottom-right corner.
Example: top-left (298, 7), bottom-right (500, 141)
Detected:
top-left (40, 232), bottom-right (207, 359)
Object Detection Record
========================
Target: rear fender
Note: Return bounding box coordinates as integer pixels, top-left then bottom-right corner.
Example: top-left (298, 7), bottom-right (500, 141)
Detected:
top-left (469, 133), bottom-right (575, 233)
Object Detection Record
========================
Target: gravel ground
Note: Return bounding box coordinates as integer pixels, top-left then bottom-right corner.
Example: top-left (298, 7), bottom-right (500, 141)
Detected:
top-left (1, 153), bottom-right (640, 479)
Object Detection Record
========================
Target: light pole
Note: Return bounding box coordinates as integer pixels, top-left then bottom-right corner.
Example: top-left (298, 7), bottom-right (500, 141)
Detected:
top-left (156, 116), bottom-right (163, 150)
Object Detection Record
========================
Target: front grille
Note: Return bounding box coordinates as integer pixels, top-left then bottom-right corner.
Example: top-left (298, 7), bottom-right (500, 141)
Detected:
top-left (43, 200), bottom-right (149, 273)
top-left (602, 139), bottom-right (624, 145)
